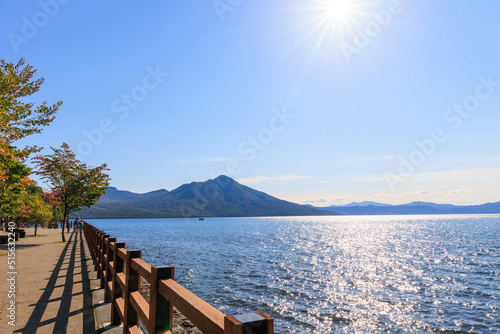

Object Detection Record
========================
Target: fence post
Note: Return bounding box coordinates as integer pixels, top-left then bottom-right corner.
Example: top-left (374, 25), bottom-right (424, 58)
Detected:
top-left (148, 265), bottom-right (175, 333)
top-left (111, 242), bottom-right (126, 325)
top-left (99, 234), bottom-right (110, 289)
top-left (88, 228), bottom-right (96, 266)
top-left (95, 231), bottom-right (105, 273)
top-left (224, 312), bottom-right (274, 334)
top-left (104, 237), bottom-right (116, 302)
top-left (224, 316), bottom-right (241, 334)
top-left (255, 312), bottom-right (274, 334)
top-left (123, 249), bottom-right (141, 334)
top-left (94, 231), bottom-right (100, 272)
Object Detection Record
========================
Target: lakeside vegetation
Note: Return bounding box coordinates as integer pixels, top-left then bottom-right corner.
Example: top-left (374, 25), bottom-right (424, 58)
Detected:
top-left (0, 58), bottom-right (110, 241)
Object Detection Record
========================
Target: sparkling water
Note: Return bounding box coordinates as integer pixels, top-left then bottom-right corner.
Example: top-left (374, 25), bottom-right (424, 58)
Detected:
top-left (88, 214), bottom-right (500, 333)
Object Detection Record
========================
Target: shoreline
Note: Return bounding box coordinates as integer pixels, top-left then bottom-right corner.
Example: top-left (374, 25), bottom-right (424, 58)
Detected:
top-left (81, 212), bottom-right (500, 220)
top-left (0, 227), bottom-right (203, 333)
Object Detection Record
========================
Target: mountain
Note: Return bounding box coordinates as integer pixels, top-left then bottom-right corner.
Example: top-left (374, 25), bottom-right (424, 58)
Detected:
top-left (316, 201), bottom-right (500, 215)
top-left (78, 175), bottom-right (339, 219)
top-left (399, 201), bottom-right (458, 210)
top-left (328, 201), bottom-right (392, 207)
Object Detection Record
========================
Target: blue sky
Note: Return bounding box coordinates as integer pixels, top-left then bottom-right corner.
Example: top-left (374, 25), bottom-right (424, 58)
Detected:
top-left (2, 0), bottom-right (499, 205)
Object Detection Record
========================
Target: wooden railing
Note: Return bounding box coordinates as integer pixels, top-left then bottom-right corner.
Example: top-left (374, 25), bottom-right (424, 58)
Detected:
top-left (83, 222), bottom-right (273, 334)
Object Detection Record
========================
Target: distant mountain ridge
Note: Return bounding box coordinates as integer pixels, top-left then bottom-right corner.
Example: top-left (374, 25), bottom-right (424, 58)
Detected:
top-left (315, 201), bottom-right (500, 215)
top-left (78, 175), bottom-right (338, 219)
top-left (327, 201), bottom-right (392, 207)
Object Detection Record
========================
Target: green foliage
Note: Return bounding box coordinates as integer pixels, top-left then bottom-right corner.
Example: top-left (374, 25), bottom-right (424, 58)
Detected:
top-left (0, 58), bottom-right (61, 219)
top-left (0, 58), bottom-right (62, 151)
top-left (0, 148), bottom-right (32, 217)
top-left (50, 207), bottom-right (64, 223)
top-left (25, 181), bottom-right (43, 195)
top-left (34, 143), bottom-right (111, 240)
top-left (17, 193), bottom-right (52, 227)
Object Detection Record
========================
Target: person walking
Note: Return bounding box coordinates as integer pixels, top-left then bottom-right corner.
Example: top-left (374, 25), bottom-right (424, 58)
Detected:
top-left (75, 217), bottom-right (82, 231)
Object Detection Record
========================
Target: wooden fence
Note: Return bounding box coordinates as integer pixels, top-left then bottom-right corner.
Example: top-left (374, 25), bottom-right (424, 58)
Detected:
top-left (83, 222), bottom-right (273, 334)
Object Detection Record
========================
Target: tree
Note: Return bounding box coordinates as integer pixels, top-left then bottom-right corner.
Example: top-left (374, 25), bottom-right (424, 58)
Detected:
top-left (17, 184), bottom-right (52, 236)
top-left (34, 143), bottom-right (110, 242)
top-left (0, 58), bottom-right (61, 221)
top-left (0, 58), bottom-right (62, 150)
top-left (0, 145), bottom-right (32, 224)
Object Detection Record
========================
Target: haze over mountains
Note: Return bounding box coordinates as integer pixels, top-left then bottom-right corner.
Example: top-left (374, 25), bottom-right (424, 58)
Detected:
top-left (313, 201), bottom-right (500, 215)
top-left (78, 175), bottom-right (337, 218)
top-left (77, 175), bottom-right (500, 219)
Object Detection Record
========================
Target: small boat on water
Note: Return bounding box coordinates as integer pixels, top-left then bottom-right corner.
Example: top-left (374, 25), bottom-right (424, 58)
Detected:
top-left (199, 218), bottom-right (204, 221)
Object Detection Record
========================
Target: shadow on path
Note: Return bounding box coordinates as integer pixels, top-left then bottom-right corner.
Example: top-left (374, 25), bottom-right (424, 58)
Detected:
top-left (15, 230), bottom-right (96, 333)
top-left (81, 231), bottom-right (97, 333)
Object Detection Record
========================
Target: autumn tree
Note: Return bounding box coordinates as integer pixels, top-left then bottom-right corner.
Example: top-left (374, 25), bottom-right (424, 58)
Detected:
top-left (0, 58), bottom-right (62, 148)
top-left (17, 184), bottom-right (52, 236)
top-left (35, 143), bottom-right (110, 242)
top-left (30, 195), bottom-right (52, 236)
top-left (0, 145), bottom-right (32, 224)
top-left (0, 58), bottom-right (62, 220)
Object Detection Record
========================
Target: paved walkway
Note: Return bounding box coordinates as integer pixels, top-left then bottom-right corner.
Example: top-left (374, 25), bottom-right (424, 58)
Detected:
top-left (0, 228), bottom-right (119, 334)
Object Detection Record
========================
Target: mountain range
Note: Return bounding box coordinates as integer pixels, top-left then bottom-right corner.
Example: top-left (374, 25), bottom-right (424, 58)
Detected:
top-left (77, 175), bottom-right (338, 218)
top-left (77, 175), bottom-right (500, 219)
top-left (312, 201), bottom-right (500, 215)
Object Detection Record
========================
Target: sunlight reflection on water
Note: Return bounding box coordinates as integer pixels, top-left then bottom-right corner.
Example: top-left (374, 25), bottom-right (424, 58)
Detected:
top-left (89, 214), bottom-right (500, 333)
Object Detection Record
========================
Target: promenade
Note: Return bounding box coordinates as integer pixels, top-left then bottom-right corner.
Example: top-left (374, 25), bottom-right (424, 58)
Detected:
top-left (0, 228), bottom-right (118, 334)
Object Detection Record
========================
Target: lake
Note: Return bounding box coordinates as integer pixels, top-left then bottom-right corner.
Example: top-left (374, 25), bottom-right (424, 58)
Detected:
top-left (87, 215), bottom-right (500, 333)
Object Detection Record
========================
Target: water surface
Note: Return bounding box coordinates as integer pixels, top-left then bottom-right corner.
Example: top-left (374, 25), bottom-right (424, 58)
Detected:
top-left (88, 215), bottom-right (500, 333)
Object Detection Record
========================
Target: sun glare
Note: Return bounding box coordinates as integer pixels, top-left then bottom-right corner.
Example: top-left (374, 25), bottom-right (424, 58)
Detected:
top-left (288, 0), bottom-right (375, 61)
top-left (295, 0), bottom-right (372, 55)
top-left (323, 0), bottom-right (354, 22)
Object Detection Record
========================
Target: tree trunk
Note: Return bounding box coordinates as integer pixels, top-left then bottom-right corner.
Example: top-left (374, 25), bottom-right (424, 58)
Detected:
top-left (61, 221), bottom-right (65, 242)
top-left (61, 217), bottom-right (66, 243)
top-left (35, 222), bottom-right (38, 236)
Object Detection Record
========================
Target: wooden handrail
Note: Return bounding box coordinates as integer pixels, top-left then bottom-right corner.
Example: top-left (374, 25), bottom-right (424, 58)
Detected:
top-left (130, 258), bottom-right (152, 282)
top-left (83, 222), bottom-right (273, 334)
top-left (159, 278), bottom-right (225, 333)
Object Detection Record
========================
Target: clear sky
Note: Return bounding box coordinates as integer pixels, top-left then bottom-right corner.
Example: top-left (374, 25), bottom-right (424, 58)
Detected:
top-left (2, 0), bottom-right (499, 206)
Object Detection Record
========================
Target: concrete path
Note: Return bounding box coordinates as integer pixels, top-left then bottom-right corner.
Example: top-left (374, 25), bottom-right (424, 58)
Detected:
top-left (0, 228), bottom-right (120, 334)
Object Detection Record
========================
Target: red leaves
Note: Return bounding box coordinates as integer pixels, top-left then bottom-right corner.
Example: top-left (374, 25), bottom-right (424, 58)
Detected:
top-left (18, 204), bottom-right (33, 219)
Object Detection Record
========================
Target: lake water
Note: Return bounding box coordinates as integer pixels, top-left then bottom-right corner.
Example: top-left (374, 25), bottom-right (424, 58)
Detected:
top-left (87, 215), bottom-right (500, 333)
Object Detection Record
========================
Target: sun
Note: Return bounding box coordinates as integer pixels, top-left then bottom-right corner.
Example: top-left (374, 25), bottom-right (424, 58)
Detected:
top-left (294, 0), bottom-right (371, 54)
top-left (304, 0), bottom-right (359, 51)
top-left (322, 0), bottom-right (354, 22)
top-left (288, 0), bottom-right (373, 60)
